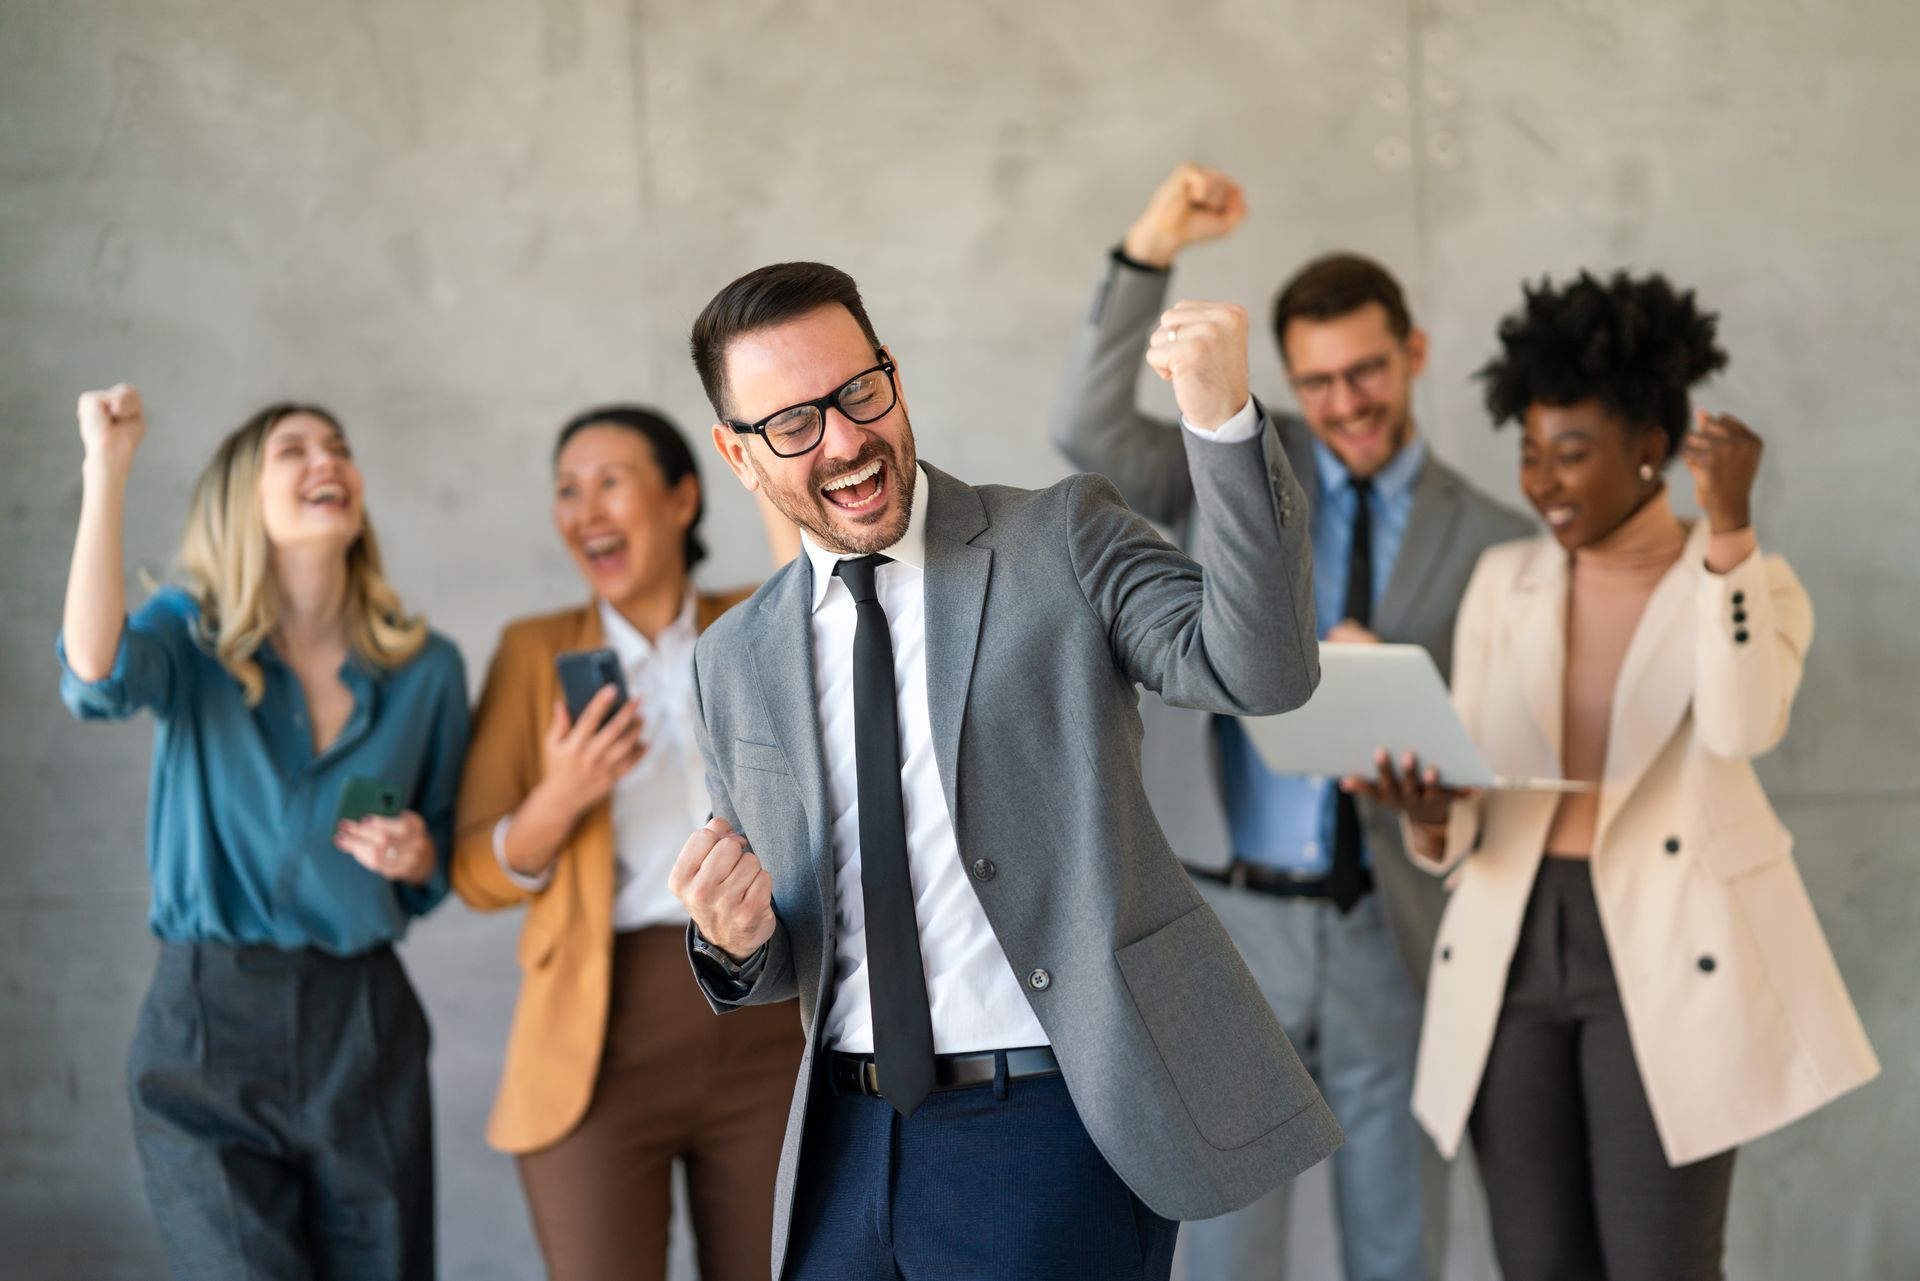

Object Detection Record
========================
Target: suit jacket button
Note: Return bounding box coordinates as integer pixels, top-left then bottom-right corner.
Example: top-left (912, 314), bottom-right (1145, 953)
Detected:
top-left (1698, 955), bottom-right (1717, 973)
top-left (1665, 837), bottom-right (1681, 855)
top-left (971, 858), bottom-right (997, 882)
top-left (1028, 968), bottom-right (1051, 991)
top-left (1734, 630), bottom-right (1750, 644)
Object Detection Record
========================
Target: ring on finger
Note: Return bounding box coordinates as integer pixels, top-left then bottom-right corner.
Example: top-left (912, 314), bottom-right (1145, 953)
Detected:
top-left (384, 845), bottom-right (399, 868)
top-left (1164, 326), bottom-right (1178, 344)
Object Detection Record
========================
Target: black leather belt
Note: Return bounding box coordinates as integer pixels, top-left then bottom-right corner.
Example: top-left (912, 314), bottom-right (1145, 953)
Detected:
top-left (1184, 859), bottom-right (1371, 901)
top-left (828, 1046), bottom-right (1060, 1098)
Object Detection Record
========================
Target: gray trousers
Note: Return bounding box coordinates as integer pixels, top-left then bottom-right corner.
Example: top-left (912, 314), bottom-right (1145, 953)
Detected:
top-left (1469, 857), bottom-right (1735, 1281)
top-left (128, 941), bottom-right (435, 1280)
top-left (1186, 883), bottom-right (1435, 1281)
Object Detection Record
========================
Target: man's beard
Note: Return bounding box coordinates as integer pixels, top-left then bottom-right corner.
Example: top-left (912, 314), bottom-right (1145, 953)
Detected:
top-left (754, 422), bottom-right (918, 556)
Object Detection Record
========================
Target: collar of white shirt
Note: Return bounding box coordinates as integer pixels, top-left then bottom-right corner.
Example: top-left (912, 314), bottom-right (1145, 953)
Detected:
top-left (799, 461), bottom-right (930, 614)
top-left (596, 591), bottom-right (697, 662)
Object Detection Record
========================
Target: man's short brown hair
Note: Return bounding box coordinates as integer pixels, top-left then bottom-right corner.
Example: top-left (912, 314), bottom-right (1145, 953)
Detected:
top-left (690, 261), bottom-right (883, 418)
top-left (1270, 253), bottom-right (1413, 363)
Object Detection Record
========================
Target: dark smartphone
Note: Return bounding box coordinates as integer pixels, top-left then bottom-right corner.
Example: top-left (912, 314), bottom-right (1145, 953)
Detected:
top-left (556, 647), bottom-right (629, 729)
top-left (335, 776), bottom-right (404, 826)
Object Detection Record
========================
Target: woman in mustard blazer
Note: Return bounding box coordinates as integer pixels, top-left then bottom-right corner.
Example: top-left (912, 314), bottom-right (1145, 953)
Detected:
top-left (1354, 274), bottom-right (1876, 1281)
top-left (454, 406), bottom-right (801, 1281)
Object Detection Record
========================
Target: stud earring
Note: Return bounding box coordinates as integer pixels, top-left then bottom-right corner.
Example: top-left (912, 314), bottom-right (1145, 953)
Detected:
top-left (1639, 463), bottom-right (1656, 481)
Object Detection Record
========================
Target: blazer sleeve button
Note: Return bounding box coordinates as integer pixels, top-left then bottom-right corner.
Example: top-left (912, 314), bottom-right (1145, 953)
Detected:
top-left (1732, 590), bottom-right (1747, 606)
top-left (1698, 955), bottom-right (1717, 973)
top-left (1665, 837), bottom-right (1681, 855)
top-left (1734, 630), bottom-right (1750, 644)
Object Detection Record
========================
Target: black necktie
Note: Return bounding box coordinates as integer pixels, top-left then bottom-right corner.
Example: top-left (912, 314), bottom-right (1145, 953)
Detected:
top-left (1328, 477), bottom-right (1374, 914)
top-left (833, 555), bottom-right (936, 1117)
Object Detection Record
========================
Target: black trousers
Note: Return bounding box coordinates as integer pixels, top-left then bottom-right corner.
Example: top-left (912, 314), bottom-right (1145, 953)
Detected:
top-left (1469, 856), bottom-right (1735, 1281)
top-left (128, 941), bottom-right (435, 1280)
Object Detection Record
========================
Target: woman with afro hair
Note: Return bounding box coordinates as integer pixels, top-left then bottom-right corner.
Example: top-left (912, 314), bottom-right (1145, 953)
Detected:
top-left (1349, 271), bottom-right (1877, 1279)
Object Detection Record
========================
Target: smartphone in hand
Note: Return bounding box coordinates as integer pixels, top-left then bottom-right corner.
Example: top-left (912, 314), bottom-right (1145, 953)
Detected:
top-left (335, 776), bottom-right (404, 826)
top-left (556, 647), bottom-right (629, 729)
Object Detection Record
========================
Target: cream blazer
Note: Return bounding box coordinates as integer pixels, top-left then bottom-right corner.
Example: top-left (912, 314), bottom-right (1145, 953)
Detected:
top-left (1410, 524), bottom-right (1877, 1166)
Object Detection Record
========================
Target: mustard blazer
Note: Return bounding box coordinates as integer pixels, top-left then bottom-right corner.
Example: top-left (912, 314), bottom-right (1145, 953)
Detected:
top-left (1411, 524), bottom-right (1877, 1166)
top-left (453, 590), bottom-right (752, 1154)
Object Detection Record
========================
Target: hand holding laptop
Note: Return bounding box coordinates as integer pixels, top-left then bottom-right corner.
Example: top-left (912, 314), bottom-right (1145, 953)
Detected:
top-left (1340, 747), bottom-right (1480, 828)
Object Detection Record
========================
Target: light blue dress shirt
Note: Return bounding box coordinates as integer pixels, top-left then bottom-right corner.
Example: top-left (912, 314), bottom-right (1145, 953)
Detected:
top-left (58, 587), bottom-right (469, 955)
top-left (1214, 437), bottom-right (1428, 874)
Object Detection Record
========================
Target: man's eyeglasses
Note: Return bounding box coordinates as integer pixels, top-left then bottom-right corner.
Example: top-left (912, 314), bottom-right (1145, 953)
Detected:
top-left (1289, 354), bottom-right (1394, 407)
top-left (725, 353), bottom-right (898, 458)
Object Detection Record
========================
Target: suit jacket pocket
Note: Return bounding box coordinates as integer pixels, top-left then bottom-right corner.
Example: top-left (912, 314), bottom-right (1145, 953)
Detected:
top-left (734, 738), bottom-right (792, 776)
top-left (1115, 904), bottom-right (1322, 1151)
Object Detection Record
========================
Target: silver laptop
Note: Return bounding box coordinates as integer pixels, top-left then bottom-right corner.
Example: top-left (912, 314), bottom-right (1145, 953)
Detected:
top-left (1239, 643), bottom-right (1589, 793)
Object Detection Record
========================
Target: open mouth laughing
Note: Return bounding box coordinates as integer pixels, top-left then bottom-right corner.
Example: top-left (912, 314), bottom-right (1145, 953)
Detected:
top-left (820, 457), bottom-right (887, 513)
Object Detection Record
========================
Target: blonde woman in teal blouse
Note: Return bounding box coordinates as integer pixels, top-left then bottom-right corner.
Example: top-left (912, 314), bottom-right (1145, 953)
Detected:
top-left (57, 385), bottom-right (468, 1279)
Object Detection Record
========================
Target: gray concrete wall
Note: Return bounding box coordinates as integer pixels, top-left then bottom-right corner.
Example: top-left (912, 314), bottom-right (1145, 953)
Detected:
top-left (3, 1), bottom-right (1914, 1277)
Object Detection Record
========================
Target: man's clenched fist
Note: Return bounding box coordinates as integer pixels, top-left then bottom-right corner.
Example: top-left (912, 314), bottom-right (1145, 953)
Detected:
top-left (1123, 163), bottom-right (1248, 269)
top-left (668, 817), bottom-right (776, 962)
top-left (1146, 299), bottom-right (1252, 433)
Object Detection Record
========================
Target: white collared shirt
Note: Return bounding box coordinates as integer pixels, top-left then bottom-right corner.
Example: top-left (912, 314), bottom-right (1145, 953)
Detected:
top-left (807, 405), bottom-right (1253, 1054)
top-left (495, 595), bottom-right (709, 932)
top-left (804, 467), bottom-right (1049, 1053)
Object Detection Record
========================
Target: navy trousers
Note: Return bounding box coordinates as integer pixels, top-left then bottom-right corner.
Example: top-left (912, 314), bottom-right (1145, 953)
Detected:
top-left (128, 941), bottom-right (435, 1280)
top-left (784, 1051), bottom-right (1177, 1281)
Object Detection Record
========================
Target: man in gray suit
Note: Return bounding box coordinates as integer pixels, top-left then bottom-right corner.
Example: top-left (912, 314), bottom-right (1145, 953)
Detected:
top-left (665, 260), bottom-right (1341, 1281)
top-left (1052, 164), bottom-right (1534, 1281)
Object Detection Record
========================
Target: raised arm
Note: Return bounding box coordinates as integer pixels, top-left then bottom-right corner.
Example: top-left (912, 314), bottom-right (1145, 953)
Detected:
top-left (63, 386), bottom-right (146, 680)
top-left (1686, 411), bottom-right (1809, 759)
top-left (1049, 164), bottom-right (1247, 526)
top-left (1069, 298), bottom-right (1317, 717)
top-left (57, 385), bottom-right (199, 722)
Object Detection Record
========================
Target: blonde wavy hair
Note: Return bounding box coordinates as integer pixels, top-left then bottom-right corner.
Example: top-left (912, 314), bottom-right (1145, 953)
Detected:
top-left (175, 402), bottom-right (428, 705)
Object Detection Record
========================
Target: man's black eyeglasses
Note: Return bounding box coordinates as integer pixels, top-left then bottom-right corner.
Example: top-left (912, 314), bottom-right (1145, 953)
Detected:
top-left (725, 353), bottom-right (897, 458)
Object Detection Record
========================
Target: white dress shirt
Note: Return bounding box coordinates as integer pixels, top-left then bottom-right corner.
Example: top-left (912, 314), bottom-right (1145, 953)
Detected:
top-left (495, 595), bottom-right (709, 932)
top-left (809, 404), bottom-right (1251, 1055)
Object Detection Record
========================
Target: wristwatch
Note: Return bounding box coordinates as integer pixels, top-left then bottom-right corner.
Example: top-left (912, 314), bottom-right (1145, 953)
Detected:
top-left (689, 926), bottom-right (768, 989)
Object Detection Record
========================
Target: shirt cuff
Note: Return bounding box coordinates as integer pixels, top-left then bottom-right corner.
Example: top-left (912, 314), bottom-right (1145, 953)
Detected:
top-left (492, 816), bottom-right (554, 893)
top-left (1182, 399), bottom-right (1259, 443)
top-left (1704, 526), bottom-right (1759, 576)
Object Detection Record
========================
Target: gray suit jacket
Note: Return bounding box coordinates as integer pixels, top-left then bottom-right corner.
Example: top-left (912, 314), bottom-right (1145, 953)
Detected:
top-left (1051, 253), bottom-right (1535, 989)
top-left (688, 430), bottom-right (1344, 1277)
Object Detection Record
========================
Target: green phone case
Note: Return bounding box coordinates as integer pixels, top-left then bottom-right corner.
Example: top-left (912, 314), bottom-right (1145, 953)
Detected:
top-left (335, 776), bottom-right (404, 825)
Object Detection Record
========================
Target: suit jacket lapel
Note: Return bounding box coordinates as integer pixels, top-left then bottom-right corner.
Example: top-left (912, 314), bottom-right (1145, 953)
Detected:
top-left (1376, 457), bottom-right (1462, 637)
top-left (918, 464), bottom-right (992, 826)
top-left (1508, 538), bottom-right (1570, 775)
top-left (749, 561), bottom-right (835, 903)
top-left (1595, 522), bottom-right (1707, 843)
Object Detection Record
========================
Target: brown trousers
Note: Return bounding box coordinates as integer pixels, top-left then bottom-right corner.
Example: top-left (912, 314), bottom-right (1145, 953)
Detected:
top-left (516, 926), bottom-right (802, 1281)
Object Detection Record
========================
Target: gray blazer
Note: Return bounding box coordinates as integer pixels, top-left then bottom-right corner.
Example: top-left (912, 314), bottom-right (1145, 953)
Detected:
top-left (1051, 254), bottom-right (1535, 989)
top-left (688, 432), bottom-right (1344, 1277)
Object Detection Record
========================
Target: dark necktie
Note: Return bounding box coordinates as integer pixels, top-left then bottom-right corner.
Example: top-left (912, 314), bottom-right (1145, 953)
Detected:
top-left (833, 554), bottom-right (936, 1116)
top-left (1328, 476), bottom-right (1374, 914)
